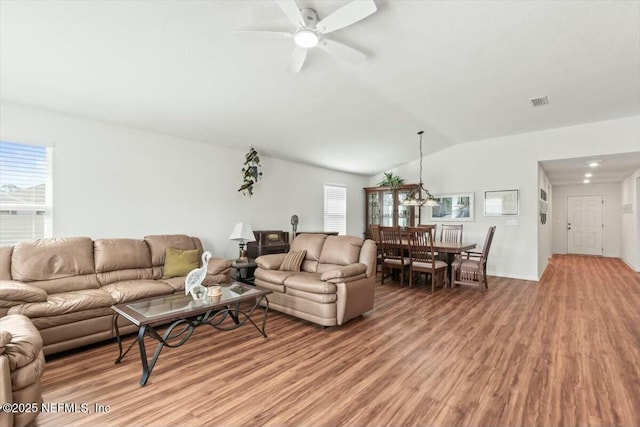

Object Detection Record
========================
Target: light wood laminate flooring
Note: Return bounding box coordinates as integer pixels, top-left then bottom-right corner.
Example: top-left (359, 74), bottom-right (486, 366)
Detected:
top-left (34, 255), bottom-right (640, 426)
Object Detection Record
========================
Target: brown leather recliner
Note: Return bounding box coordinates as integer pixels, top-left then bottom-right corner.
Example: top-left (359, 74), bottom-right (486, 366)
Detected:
top-left (0, 314), bottom-right (45, 427)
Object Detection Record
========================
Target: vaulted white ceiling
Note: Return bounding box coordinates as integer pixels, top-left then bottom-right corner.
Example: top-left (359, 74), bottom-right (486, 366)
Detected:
top-left (1, 0), bottom-right (639, 175)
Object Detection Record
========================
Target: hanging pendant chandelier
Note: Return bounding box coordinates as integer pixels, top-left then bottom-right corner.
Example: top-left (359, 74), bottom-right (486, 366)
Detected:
top-left (402, 131), bottom-right (439, 207)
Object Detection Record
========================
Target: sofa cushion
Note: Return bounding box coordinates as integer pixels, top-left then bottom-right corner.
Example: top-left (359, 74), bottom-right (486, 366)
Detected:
top-left (318, 236), bottom-right (364, 266)
top-left (162, 248), bottom-right (200, 279)
top-left (254, 269), bottom-right (296, 285)
top-left (0, 314), bottom-right (43, 370)
top-left (289, 234), bottom-right (328, 262)
top-left (24, 274), bottom-right (101, 295)
top-left (284, 273), bottom-right (337, 294)
top-left (29, 308), bottom-right (113, 330)
top-left (101, 280), bottom-right (174, 304)
top-left (144, 234), bottom-right (201, 267)
top-left (11, 237), bottom-right (95, 282)
top-left (7, 290), bottom-right (115, 318)
top-left (0, 281), bottom-right (48, 306)
top-left (96, 268), bottom-right (155, 286)
top-left (279, 250), bottom-right (306, 272)
top-left (94, 239), bottom-right (152, 273)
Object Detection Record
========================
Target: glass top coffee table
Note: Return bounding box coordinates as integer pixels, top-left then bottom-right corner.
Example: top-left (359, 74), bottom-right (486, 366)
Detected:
top-left (111, 282), bottom-right (271, 385)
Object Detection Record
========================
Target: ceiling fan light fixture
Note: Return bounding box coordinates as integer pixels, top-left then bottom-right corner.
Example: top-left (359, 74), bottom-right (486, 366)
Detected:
top-left (294, 29), bottom-right (319, 48)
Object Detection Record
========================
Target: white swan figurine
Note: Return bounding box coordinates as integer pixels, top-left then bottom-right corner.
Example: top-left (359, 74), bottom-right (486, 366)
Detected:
top-left (185, 251), bottom-right (212, 299)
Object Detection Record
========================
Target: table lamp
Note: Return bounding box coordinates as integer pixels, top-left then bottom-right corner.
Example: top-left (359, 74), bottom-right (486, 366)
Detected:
top-left (229, 222), bottom-right (256, 261)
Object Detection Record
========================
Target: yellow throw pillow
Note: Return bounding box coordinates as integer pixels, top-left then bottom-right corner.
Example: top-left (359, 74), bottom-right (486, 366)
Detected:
top-left (163, 248), bottom-right (200, 279)
top-left (279, 250), bottom-right (307, 272)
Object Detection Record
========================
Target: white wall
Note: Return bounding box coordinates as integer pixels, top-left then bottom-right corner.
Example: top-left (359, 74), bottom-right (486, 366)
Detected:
top-left (620, 168), bottom-right (640, 271)
top-left (0, 102), bottom-right (369, 259)
top-left (551, 183), bottom-right (621, 257)
top-left (371, 116), bottom-right (640, 280)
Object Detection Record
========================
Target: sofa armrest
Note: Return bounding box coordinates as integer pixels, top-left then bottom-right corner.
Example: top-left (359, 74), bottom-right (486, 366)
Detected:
top-left (0, 281), bottom-right (47, 308)
top-left (206, 258), bottom-right (233, 275)
top-left (255, 253), bottom-right (286, 270)
top-left (0, 354), bottom-right (13, 427)
top-left (320, 263), bottom-right (368, 281)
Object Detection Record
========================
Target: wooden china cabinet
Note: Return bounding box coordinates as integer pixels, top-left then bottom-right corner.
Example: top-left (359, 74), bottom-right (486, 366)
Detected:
top-left (363, 184), bottom-right (420, 239)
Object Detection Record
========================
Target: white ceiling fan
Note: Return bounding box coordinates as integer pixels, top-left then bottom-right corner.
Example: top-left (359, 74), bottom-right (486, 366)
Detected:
top-left (234, 0), bottom-right (377, 72)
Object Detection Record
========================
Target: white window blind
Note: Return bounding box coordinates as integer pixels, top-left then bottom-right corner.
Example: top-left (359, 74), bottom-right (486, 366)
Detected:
top-left (0, 141), bottom-right (53, 246)
top-left (324, 184), bottom-right (346, 236)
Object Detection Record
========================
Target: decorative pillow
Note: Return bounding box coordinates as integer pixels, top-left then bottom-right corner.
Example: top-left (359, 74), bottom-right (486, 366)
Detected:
top-left (279, 250), bottom-right (307, 272)
top-left (162, 248), bottom-right (200, 279)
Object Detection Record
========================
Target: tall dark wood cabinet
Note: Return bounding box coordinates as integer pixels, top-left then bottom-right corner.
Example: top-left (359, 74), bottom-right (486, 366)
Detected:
top-left (364, 184), bottom-right (420, 239)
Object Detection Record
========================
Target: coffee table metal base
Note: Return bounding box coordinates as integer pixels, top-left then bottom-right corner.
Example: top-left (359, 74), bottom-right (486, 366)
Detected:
top-left (113, 296), bottom-right (269, 386)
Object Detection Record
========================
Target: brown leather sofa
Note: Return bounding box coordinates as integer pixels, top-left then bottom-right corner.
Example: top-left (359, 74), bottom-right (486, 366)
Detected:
top-left (0, 314), bottom-right (44, 427)
top-left (254, 234), bottom-right (377, 327)
top-left (0, 234), bottom-right (232, 356)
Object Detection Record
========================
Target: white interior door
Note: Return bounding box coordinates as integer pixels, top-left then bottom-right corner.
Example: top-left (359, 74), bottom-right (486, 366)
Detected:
top-left (567, 195), bottom-right (603, 255)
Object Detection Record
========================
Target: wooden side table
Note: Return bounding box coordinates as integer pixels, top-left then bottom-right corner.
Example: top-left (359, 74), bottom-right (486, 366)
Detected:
top-left (232, 259), bottom-right (257, 285)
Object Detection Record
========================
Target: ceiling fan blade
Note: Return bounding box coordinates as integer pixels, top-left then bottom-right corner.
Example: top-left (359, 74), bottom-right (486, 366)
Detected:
top-left (274, 0), bottom-right (305, 28)
top-left (318, 38), bottom-right (366, 63)
top-left (288, 46), bottom-right (307, 72)
top-left (316, 0), bottom-right (377, 34)
top-left (231, 30), bottom-right (292, 39)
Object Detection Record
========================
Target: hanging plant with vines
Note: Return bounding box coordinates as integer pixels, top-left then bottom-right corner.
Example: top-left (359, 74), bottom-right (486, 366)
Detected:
top-left (238, 146), bottom-right (263, 197)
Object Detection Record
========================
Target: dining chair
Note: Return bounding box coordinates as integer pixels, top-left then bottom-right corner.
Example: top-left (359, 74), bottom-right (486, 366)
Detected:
top-left (440, 224), bottom-right (463, 243)
top-left (406, 226), bottom-right (448, 292)
top-left (370, 224), bottom-right (383, 274)
top-left (379, 226), bottom-right (409, 285)
top-left (452, 225), bottom-right (496, 290)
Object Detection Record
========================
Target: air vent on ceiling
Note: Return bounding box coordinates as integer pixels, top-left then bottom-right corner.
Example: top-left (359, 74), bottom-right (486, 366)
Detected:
top-left (530, 96), bottom-right (549, 107)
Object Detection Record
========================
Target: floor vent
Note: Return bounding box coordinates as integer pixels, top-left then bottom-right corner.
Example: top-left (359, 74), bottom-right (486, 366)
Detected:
top-left (530, 96), bottom-right (549, 107)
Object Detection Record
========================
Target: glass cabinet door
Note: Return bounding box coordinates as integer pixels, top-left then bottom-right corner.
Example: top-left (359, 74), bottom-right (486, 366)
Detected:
top-left (367, 192), bottom-right (380, 226)
top-left (397, 190), bottom-right (411, 228)
top-left (382, 191), bottom-right (394, 226)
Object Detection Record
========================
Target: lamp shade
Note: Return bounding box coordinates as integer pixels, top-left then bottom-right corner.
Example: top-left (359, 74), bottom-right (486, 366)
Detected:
top-left (229, 222), bottom-right (256, 242)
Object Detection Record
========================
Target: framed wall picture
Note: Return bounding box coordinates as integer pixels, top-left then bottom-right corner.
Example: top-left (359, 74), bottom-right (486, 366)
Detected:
top-left (428, 193), bottom-right (474, 222)
top-left (484, 189), bottom-right (519, 216)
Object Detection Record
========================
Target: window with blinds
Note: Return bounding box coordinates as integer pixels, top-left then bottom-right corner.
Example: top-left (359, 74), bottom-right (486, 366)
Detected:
top-left (0, 141), bottom-right (53, 246)
top-left (324, 184), bottom-right (346, 236)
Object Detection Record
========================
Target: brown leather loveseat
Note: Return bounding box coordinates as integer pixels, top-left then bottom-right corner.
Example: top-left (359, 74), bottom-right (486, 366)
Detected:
top-left (0, 234), bottom-right (231, 356)
top-left (254, 234), bottom-right (377, 327)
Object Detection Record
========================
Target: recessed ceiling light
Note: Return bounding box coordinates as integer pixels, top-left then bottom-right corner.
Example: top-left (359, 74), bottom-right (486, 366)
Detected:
top-left (588, 161), bottom-right (600, 168)
top-left (585, 172), bottom-right (593, 177)
top-left (583, 179), bottom-right (590, 184)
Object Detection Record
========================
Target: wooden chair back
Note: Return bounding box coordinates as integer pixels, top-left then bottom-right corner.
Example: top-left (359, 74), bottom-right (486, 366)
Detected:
top-left (370, 224), bottom-right (381, 244)
top-left (379, 226), bottom-right (404, 260)
top-left (480, 226), bottom-right (497, 261)
top-left (407, 226), bottom-right (436, 263)
top-left (440, 224), bottom-right (463, 243)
